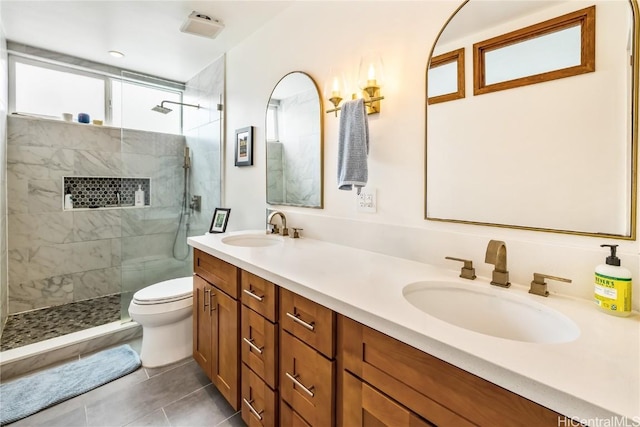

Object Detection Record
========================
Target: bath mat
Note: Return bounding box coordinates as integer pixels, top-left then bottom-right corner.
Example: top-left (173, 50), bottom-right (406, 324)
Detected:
top-left (0, 344), bottom-right (141, 425)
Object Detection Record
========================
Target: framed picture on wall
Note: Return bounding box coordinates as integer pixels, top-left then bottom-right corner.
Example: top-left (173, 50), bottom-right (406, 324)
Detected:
top-left (209, 208), bottom-right (231, 233)
top-left (234, 126), bottom-right (253, 167)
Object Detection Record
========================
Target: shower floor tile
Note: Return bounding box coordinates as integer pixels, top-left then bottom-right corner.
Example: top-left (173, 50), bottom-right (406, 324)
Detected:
top-left (0, 295), bottom-right (121, 351)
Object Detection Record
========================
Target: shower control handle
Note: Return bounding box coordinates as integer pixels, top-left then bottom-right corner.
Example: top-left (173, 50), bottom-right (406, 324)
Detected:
top-left (190, 195), bottom-right (201, 212)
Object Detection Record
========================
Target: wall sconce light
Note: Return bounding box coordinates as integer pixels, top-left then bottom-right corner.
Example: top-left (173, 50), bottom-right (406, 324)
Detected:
top-left (324, 68), bottom-right (348, 116)
top-left (358, 51), bottom-right (385, 114)
top-left (325, 52), bottom-right (385, 117)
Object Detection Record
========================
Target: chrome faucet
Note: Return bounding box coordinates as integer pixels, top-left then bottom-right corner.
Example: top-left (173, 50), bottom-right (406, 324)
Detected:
top-left (485, 240), bottom-right (510, 287)
top-left (267, 211), bottom-right (288, 236)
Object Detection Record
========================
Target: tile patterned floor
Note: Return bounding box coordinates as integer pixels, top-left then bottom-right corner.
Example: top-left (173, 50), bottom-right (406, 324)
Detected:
top-left (0, 295), bottom-right (121, 351)
top-left (5, 340), bottom-right (244, 427)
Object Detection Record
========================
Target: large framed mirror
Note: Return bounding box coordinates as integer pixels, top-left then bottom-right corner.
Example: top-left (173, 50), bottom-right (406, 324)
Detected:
top-left (266, 72), bottom-right (323, 208)
top-left (426, 0), bottom-right (638, 239)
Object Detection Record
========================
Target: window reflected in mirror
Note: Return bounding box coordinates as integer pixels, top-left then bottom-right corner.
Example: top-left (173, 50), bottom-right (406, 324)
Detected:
top-left (428, 48), bottom-right (465, 104)
top-left (474, 6), bottom-right (595, 95)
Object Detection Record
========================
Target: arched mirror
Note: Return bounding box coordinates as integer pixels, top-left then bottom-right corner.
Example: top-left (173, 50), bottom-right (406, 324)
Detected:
top-left (426, 0), bottom-right (638, 239)
top-left (266, 72), bottom-right (323, 208)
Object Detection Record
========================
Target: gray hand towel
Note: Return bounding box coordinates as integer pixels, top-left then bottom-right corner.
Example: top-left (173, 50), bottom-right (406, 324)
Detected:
top-left (337, 98), bottom-right (369, 194)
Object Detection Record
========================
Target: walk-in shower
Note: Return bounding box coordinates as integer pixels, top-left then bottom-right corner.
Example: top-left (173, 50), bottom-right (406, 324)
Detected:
top-left (1, 53), bottom-right (223, 378)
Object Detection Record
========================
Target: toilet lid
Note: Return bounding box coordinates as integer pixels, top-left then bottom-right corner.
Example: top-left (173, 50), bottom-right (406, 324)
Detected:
top-left (133, 277), bottom-right (193, 305)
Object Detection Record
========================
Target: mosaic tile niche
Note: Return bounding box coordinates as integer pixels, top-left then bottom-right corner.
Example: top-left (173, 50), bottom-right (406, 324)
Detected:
top-left (63, 177), bottom-right (151, 208)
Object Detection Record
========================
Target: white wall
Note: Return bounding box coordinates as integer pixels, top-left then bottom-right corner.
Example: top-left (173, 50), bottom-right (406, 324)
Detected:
top-left (224, 1), bottom-right (639, 309)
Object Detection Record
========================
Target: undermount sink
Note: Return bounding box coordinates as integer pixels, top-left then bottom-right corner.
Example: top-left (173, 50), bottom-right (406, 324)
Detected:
top-left (221, 233), bottom-right (283, 247)
top-left (403, 281), bottom-right (580, 344)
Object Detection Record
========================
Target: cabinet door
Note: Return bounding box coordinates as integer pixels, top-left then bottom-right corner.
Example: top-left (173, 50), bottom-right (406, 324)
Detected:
top-left (281, 400), bottom-right (312, 427)
top-left (281, 331), bottom-right (335, 427)
top-left (193, 275), bottom-right (213, 379)
top-left (342, 371), bottom-right (433, 427)
top-left (241, 270), bottom-right (278, 323)
top-left (212, 285), bottom-right (240, 410)
top-left (242, 305), bottom-right (278, 389)
top-left (280, 288), bottom-right (335, 359)
top-left (194, 249), bottom-right (239, 298)
top-left (241, 364), bottom-right (278, 427)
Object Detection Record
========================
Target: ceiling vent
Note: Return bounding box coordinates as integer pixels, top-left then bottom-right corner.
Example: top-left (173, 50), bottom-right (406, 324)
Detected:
top-left (180, 12), bottom-right (224, 39)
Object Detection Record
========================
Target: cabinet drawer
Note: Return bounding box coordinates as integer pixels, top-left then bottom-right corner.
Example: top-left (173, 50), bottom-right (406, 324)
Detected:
top-left (281, 331), bottom-right (335, 427)
top-left (342, 370), bottom-right (434, 427)
top-left (241, 305), bottom-right (278, 389)
top-left (339, 315), bottom-right (560, 426)
top-left (280, 288), bottom-right (335, 359)
top-left (280, 400), bottom-right (312, 427)
top-left (242, 364), bottom-right (277, 427)
top-left (241, 270), bottom-right (278, 322)
top-left (194, 249), bottom-right (239, 298)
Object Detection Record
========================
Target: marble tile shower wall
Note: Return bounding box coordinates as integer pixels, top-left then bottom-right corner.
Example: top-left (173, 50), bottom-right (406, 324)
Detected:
top-left (6, 116), bottom-right (187, 313)
top-left (280, 90), bottom-right (321, 206)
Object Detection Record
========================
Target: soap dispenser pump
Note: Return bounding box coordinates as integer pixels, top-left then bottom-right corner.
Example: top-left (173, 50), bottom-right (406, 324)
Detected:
top-left (594, 244), bottom-right (632, 317)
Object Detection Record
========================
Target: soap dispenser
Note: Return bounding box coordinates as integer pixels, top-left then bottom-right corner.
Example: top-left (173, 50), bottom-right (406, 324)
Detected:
top-left (64, 187), bottom-right (73, 210)
top-left (134, 185), bottom-right (145, 207)
top-left (595, 244), bottom-right (632, 317)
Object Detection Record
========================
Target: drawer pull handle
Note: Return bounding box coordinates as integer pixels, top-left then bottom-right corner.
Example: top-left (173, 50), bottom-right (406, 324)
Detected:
top-left (243, 337), bottom-right (264, 354)
top-left (243, 398), bottom-right (264, 421)
top-left (286, 312), bottom-right (315, 331)
top-left (243, 288), bottom-right (264, 302)
top-left (203, 289), bottom-right (210, 312)
top-left (210, 292), bottom-right (216, 312)
top-left (285, 372), bottom-right (315, 397)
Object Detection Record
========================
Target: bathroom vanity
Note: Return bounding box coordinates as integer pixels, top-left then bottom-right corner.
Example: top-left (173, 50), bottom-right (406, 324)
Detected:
top-left (189, 231), bottom-right (639, 426)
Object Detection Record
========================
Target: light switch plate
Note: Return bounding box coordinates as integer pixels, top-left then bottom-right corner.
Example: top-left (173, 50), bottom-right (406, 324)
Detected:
top-left (357, 188), bottom-right (377, 213)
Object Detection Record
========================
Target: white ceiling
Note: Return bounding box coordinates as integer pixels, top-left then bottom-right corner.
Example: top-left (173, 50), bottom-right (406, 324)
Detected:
top-left (1, 1), bottom-right (293, 82)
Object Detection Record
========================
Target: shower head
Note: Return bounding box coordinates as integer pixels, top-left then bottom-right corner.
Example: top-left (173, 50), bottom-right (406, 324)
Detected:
top-left (151, 100), bottom-right (201, 114)
top-left (152, 104), bottom-right (172, 114)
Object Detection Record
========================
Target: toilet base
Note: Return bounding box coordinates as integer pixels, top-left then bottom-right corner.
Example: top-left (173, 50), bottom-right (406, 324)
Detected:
top-left (138, 314), bottom-right (193, 368)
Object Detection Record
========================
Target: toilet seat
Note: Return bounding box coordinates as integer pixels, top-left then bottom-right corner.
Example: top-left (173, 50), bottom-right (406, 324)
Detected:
top-left (132, 277), bottom-right (193, 305)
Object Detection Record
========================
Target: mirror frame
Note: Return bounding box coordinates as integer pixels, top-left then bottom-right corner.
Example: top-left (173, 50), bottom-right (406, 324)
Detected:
top-left (265, 71), bottom-right (324, 209)
top-left (424, 0), bottom-right (638, 240)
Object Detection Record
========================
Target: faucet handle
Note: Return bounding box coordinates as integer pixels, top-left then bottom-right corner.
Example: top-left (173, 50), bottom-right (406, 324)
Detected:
top-left (445, 257), bottom-right (476, 280)
top-left (291, 228), bottom-right (303, 239)
top-left (267, 223), bottom-right (280, 235)
top-left (529, 273), bottom-right (572, 297)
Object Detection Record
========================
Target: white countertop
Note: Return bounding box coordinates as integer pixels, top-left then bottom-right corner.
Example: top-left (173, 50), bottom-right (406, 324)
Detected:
top-left (188, 230), bottom-right (640, 423)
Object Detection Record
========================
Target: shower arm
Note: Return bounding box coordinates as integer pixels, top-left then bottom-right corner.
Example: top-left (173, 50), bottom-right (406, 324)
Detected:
top-left (160, 100), bottom-right (201, 110)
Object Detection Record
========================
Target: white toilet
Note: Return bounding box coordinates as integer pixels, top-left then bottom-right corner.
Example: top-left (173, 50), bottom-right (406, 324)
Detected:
top-left (128, 276), bottom-right (194, 368)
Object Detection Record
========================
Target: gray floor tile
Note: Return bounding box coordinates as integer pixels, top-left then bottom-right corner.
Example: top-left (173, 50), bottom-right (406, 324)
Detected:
top-left (123, 409), bottom-right (170, 427)
top-left (144, 356), bottom-right (192, 378)
top-left (215, 412), bottom-right (245, 427)
top-left (78, 367), bottom-right (149, 406)
top-left (9, 402), bottom-right (87, 427)
top-left (163, 384), bottom-right (236, 427)
top-left (85, 360), bottom-right (210, 427)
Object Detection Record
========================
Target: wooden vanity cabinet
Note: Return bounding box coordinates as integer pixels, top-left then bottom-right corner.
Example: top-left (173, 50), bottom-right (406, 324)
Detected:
top-left (192, 249), bottom-right (240, 411)
top-left (280, 288), bottom-right (336, 427)
top-left (338, 315), bottom-right (561, 426)
top-left (240, 271), bottom-right (280, 426)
